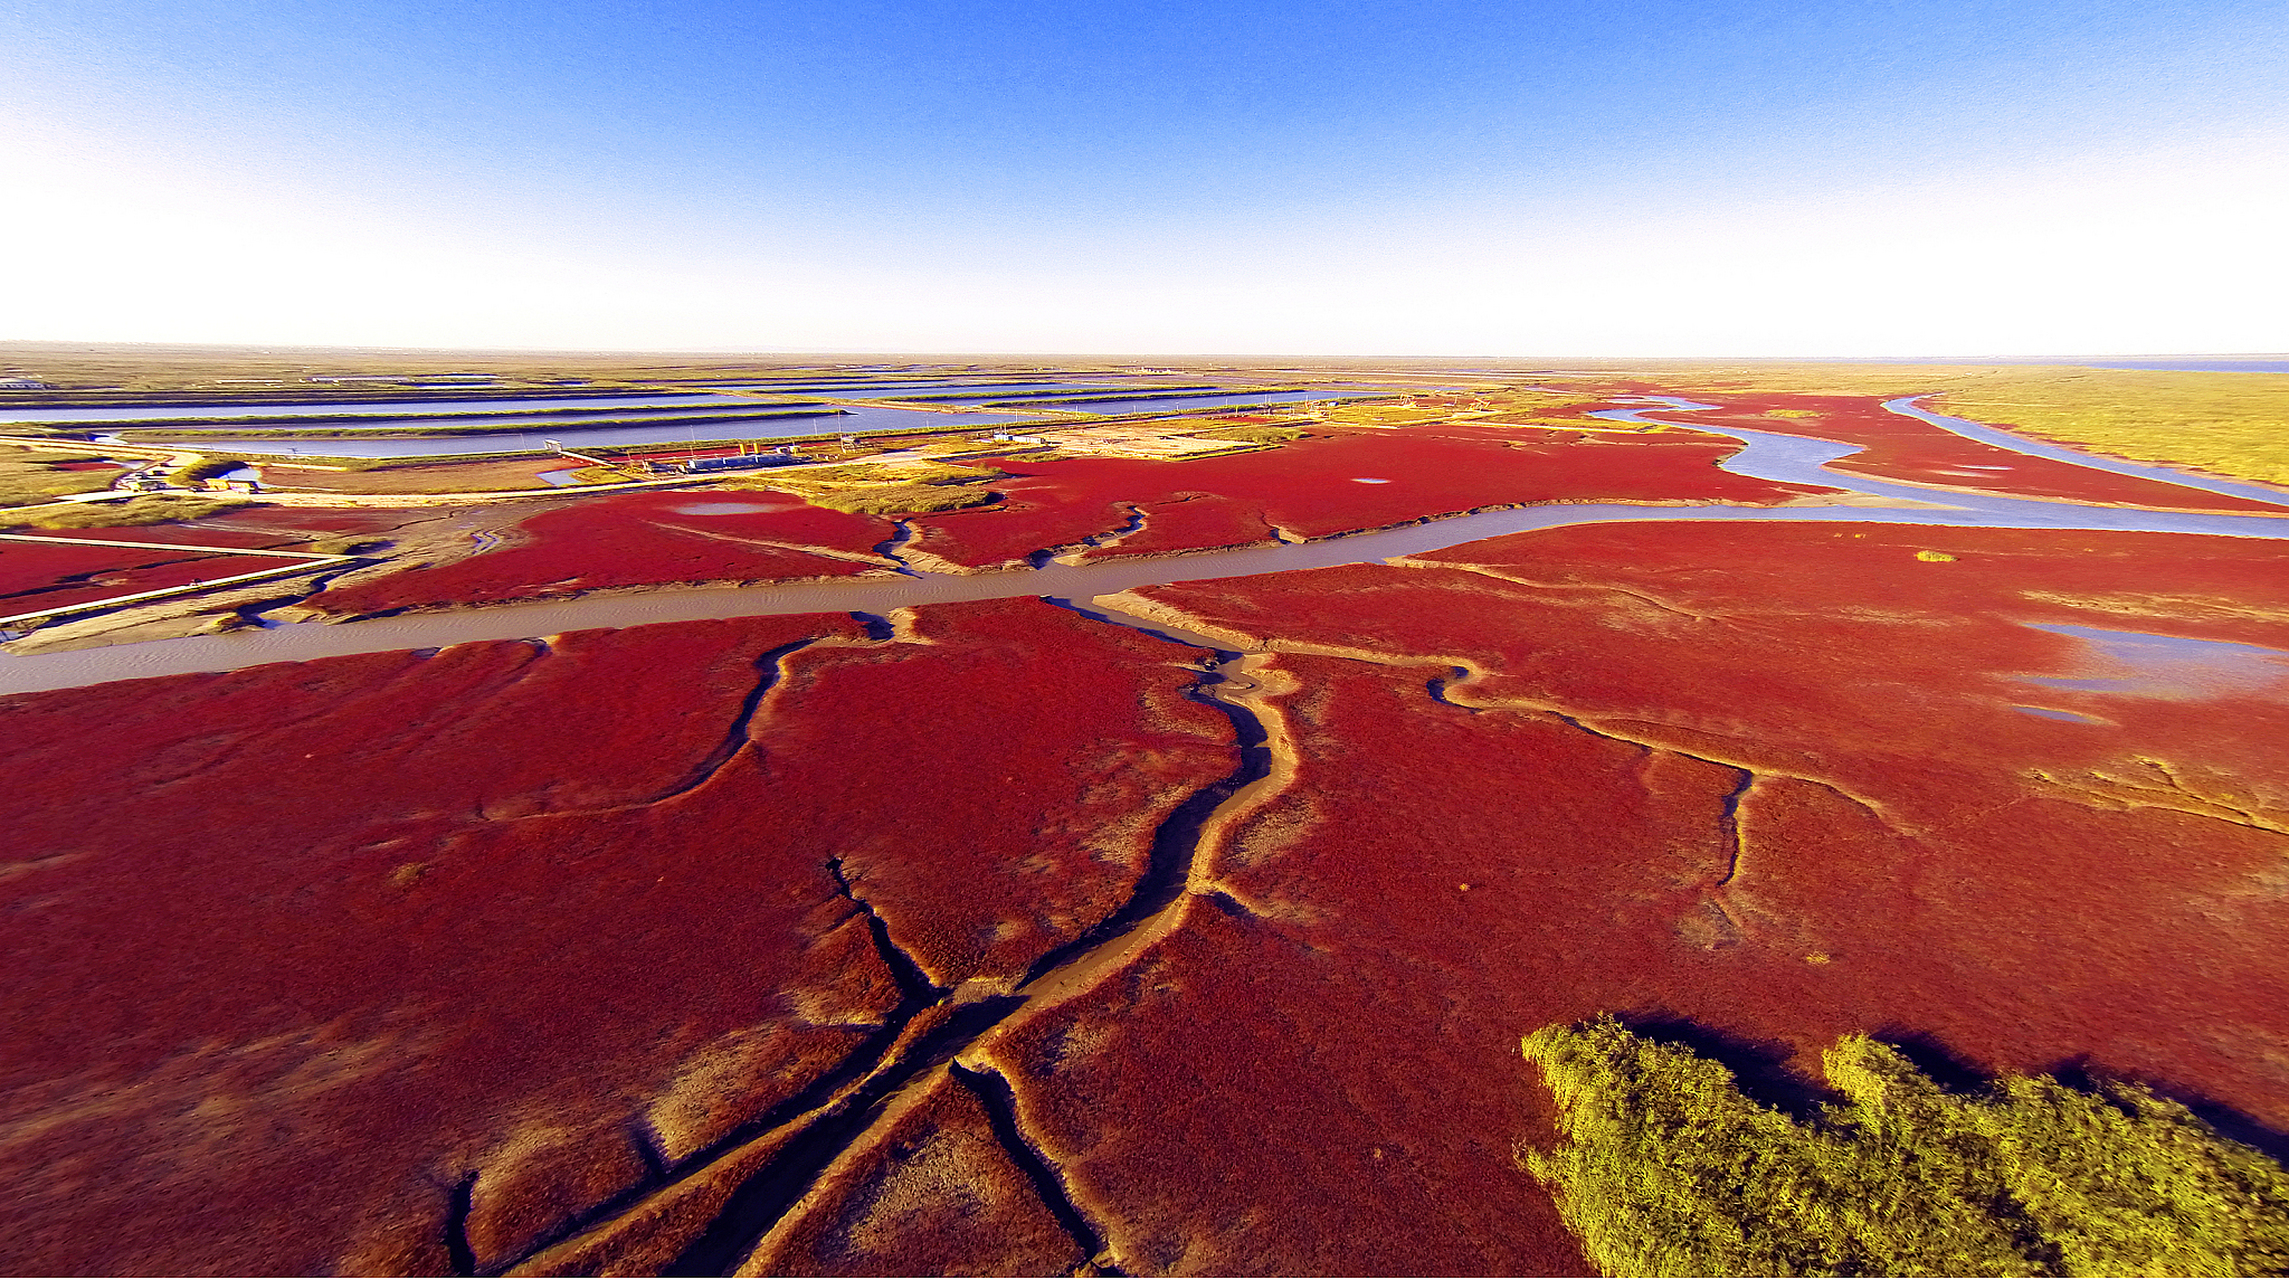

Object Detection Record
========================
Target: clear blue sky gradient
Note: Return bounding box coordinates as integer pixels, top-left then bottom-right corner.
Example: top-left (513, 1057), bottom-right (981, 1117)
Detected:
top-left (7, 0), bottom-right (2287, 352)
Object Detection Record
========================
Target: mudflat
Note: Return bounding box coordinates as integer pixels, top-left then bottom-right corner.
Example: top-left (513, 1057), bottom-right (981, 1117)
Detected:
top-left (5, 357), bottom-right (2288, 1274)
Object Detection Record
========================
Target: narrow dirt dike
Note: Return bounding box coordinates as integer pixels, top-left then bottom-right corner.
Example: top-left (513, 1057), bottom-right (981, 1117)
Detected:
top-left (657, 997), bottom-right (1025, 1276)
top-left (1315, 635), bottom-right (1904, 835)
top-left (1538, 708), bottom-right (1655, 761)
top-left (1013, 636), bottom-right (1268, 986)
top-left (484, 879), bottom-right (971, 1275)
top-left (1388, 557), bottom-right (1717, 622)
top-left (1019, 596), bottom-right (1278, 981)
top-left (529, 601), bottom-right (1295, 1277)
top-left (648, 519), bottom-right (907, 570)
top-left (948, 1061), bottom-right (1125, 1275)
top-left (16, 553), bottom-right (217, 599)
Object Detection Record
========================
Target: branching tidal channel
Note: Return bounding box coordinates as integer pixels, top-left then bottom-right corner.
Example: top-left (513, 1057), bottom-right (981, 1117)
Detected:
top-left (462, 603), bottom-right (1271, 1277)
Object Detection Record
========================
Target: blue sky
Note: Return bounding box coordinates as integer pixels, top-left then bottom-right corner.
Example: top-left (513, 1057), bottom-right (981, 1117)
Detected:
top-left (5, 0), bottom-right (2285, 355)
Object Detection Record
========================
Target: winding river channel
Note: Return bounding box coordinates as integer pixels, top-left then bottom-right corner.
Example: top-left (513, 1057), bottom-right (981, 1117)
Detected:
top-left (3, 396), bottom-right (2283, 696)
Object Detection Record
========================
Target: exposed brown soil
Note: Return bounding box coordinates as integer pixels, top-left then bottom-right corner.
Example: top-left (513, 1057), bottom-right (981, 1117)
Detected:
top-left (261, 456), bottom-right (582, 495)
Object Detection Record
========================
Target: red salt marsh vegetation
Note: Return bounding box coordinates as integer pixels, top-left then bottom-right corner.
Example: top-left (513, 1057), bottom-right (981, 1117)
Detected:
top-left (0, 507), bottom-right (439, 625)
top-left (1660, 392), bottom-right (2289, 512)
top-left (307, 490), bottom-right (899, 616)
top-left (194, 504), bottom-right (429, 540)
top-left (0, 598), bottom-right (1233, 1276)
top-left (11, 503), bottom-right (421, 551)
top-left (743, 1068), bottom-right (1097, 1276)
top-left (0, 538), bottom-right (244, 614)
top-left (1020, 520), bottom-right (2289, 1271)
top-left (14, 430), bottom-right (2288, 1275)
top-left (277, 420), bottom-right (1829, 614)
top-left (15, 521), bottom-right (298, 550)
top-left (900, 422), bottom-right (1833, 569)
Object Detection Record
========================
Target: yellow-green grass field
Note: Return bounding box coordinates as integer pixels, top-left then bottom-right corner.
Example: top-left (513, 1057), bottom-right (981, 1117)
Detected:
top-left (0, 447), bottom-right (121, 508)
top-left (1522, 1016), bottom-right (2289, 1277)
top-left (1661, 365), bottom-right (2289, 488)
top-left (1190, 424), bottom-right (1311, 444)
top-left (0, 495), bottom-right (251, 530)
top-left (712, 459), bottom-right (1006, 514)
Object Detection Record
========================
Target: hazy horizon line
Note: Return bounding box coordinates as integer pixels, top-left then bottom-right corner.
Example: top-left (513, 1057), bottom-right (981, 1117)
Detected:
top-left (4, 340), bottom-right (2286, 366)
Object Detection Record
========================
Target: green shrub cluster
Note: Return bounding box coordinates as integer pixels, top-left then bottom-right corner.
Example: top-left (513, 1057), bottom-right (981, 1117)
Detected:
top-left (811, 460), bottom-right (1000, 487)
top-left (1521, 1016), bottom-right (2289, 1276)
top-left (709, 459), bottom-right (1006, 515)
top-left (806, 483), bottom-right (999, 515)
top-left (305, 537), bottom-right (385, 556)
top-left (0, 450), bottom-right (117, 507)
top-left (1193, 425), bottom-right (1309, 444)
top-left (166, 458), bottom-right (240, 488)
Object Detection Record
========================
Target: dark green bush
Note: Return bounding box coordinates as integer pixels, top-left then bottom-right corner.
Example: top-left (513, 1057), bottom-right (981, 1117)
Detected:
top-left (1521, 1016), bottom-right (2289, 1276)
